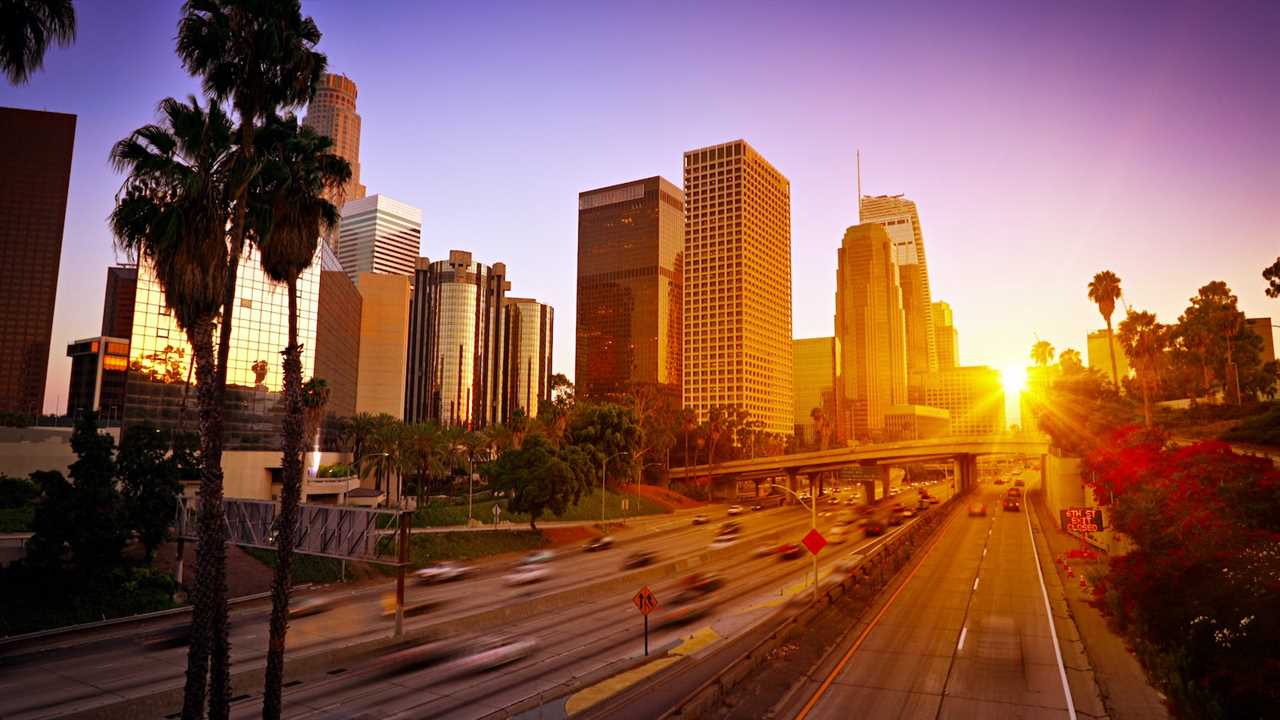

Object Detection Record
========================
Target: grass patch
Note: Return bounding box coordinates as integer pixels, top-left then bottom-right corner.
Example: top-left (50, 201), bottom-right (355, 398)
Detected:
top-left (0, 564), bottom-right (177, 636)
top-left (407, 531), bottom-right (548, 565)
top-left (241, 546), bottom-right (351, 585)
top-left (412, 487), bottom-right (671, 528)
top-left (0, 505), bottom-right (33, 533)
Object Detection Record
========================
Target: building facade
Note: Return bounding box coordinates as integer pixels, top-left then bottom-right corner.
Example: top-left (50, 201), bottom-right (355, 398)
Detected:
top-left (503, 297), bottom-right (554, 420)
top-left (860, 195), bottom-right (937, 400)
top-left (836, 223), bottom-right (908, 440)
top-left (792, 337), bottom-right (837, 446)
top-left (922, 366), bottom-right (1006, 436)
top-left (683, 140), bottom-right (793, 436)
top-left (314, 245), bottom-right (362, 419)
top-left (884, 404), bottom-right (951, 441)
top-left (575, 176), bottom-right (683, 401)
top-left (932, 301), bottom-right (959, 369)
top-left (102, 265), bottom-right (137, 339)
top-left (123, 244), bottom-right (320, 448)
top-left (302, 74), bottom-right (366, 210)
top-left (1086, 329), bottom-right (1130, 384)
top-left (354, 272), bottom-right (410, 419)
top-left (0, 107), bottom-right (75, 416)
top-left (337, 195), bottom-right (422, 283)
top-left (405, 251), bottom-right (509, 427)
top-left (66, 337), bottom-right (129, 422)
top-left (1245, 317), bottom-right (1275, 365)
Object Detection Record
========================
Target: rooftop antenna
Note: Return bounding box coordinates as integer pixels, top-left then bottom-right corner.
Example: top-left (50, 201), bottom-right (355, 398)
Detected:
top-left (856, 149), bottom-right (862, 219)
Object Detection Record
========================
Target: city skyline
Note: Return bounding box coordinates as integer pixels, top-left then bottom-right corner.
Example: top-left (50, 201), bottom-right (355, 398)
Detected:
top-left (2, 1), bottom-right (1277, 414)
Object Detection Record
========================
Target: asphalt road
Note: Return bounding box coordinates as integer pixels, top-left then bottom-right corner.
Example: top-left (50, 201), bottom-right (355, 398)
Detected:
top-left (786, 483), bottom-right (1078, 720)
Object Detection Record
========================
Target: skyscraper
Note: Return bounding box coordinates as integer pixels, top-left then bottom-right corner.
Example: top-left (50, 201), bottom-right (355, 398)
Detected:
top-left (314, 245), bottom-right (362, 418)
top-left (404, 251), bottom-right (509, 427)
top-left (0, 107), bottom-right (75, 415)
top-left (337, 195), bottom-right (422, 283)
top-left (835, 223), bottom-right (908, 440)
top-left (503, 297), bottom-right (554, 419)
top-left (576, 176), bottom-right (683, 401)
top-left (66, 336), bottom-right (129, 422)
top-left (302, 73), bottom-right (366, 208)
top-left (932, 301), bottom-right (959, 369)
top-left (355, 272), bottom-right (411, 419)
top-left (923, 366), bottom-right (1006, 436)
top-left (102, 265), bottom-right (138, 339)
top-left (792, 337), bottom-right (837, 446)
top-left (860, 195), bottom-right (936, 400)
top-left (683, 140), bottom-right (793, 436)
top-left (1087, 329), bottom-right (1130, 384)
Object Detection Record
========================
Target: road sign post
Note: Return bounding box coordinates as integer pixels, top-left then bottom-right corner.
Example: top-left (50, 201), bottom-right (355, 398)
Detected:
top-left (802, 528), bottom-right (828, 604)
top-left (492, 503), bottom-right (501, 527)
top-left (632, 586), bottom-right (658, 655)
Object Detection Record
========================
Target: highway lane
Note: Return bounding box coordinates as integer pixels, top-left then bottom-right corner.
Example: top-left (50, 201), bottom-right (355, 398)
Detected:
top-left (790, 484), bottom-right (1077, 720)
top-left (0, 502), bottom-right (824, 719)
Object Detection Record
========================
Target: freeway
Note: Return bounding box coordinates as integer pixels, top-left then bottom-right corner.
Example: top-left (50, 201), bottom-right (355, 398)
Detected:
top-left (782, 483), bottom-right (1086, 720)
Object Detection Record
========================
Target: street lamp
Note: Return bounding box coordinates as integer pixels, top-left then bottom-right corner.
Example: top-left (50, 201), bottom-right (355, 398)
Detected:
top-left (634, 461), bottom-right (665, 518)
top-left (601, 451), bottom-right (630, 524)
top-left (761, 482), bottom-right (819, 605)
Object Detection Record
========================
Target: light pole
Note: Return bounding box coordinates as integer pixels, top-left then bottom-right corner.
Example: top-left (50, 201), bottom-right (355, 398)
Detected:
top-left (762, 482), bottom-right (819, 605)
top-left (634, 461), bottom-right (664, 518)
top-left (601, 451), bottom-right (630, 524)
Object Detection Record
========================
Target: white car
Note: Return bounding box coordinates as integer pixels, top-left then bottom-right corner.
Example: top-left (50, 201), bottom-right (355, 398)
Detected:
top-left (505, 566), bottom-right (550, 586)
top-left (455, 637), bottom-right (538, 672)
top-left (727, 505), bottom-right (744, 516)
top-left (414, 561), bottom-right (471, 583)
top-left (710, 534), bottom-right (738, 549)
top-left (520, 550), bottom-right (556, 565)
top-left (828, 527), bottom-right (848, 545)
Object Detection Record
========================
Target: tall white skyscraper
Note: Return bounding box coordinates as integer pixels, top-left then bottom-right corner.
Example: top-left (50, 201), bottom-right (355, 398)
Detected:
top-left (337, 194), bottom-right (422, 282)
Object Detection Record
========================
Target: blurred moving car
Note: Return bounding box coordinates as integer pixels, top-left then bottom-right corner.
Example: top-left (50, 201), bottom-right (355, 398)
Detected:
top-left (455, 637), bottom-right (538, 673)
top-left (141, 624), bottom-right (191, 650)
top-left (916, 499), bottom-right (929, 512)
top-left (505, 565), bottom-right (551, 586)
top-left (968, 502), bottom-right (988, 517)
top-left (887, 512), bottom-right (904, 526)
top-left (1007, 487), bottom-right (1023, 498)
top-left (380, 594), bottom-right (438, 618)
top-left (727, 504), bottom-right (744, 516)
top-left (901, 509), bottom-right (915, 519)
top-left (521, 550), bottom-right (555, 565)
top-left (653, 598), bottom-right (714, 628)
top-left (1003, 495), bottom-right (1022, 511)
top-left (828, 527), bottom-right (848, 545)
top-left (583, 536), bottom-right (615, 552)
top-left (719, 520), bottom-right (742, 535)
top-left (777, 543), bottom-right (804, 560)
top-left (414, 561), bottom-right (472, 584)
top-left (287, 594), bottom-right (341, 619)
top-left (623, 550), bottom-right (657, 569)
top-left (692, 514), bottom-right (710, 525)
top-left (993, 477), bottom-right (1006, 485)
top-left (751, 503), bottom-right (764, 512)
top-left (860, 518), bottom-right (885, 536)
top-left (1014, 478), bottom-right (1026, 487)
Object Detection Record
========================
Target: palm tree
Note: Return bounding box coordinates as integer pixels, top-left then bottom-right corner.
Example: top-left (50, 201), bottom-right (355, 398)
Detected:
top-left (175, 4), bottom-right (325, 716)
top-left (250, 115), bottom-right (349, 718)
top-left (301, 377), bottom-right (330, 452)
top-left (1088, 271), bottom-right (1123, 390)
top-left (0, 0), bottom-right (76, 84)
top-left (1118, 310), bottom-right (1168, 428)
top-left (109, 95), bottom-right (233, 720)
top-left (1058, 348), bottom-right (1084, 374)
top-left (1030, 340), bottom-right (1055, 367)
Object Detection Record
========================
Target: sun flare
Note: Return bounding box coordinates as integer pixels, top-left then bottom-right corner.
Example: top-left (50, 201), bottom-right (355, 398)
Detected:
top-left (1001, 364), bottom-right (1027, 395)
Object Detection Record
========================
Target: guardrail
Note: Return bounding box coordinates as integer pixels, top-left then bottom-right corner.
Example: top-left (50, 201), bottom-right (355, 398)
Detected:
top-left (661, 492), bottom-right (963, 719)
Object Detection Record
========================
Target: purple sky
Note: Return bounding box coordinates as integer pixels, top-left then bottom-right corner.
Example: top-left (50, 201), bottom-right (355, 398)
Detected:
top-left (2, 0), bottom-right (1277, 418)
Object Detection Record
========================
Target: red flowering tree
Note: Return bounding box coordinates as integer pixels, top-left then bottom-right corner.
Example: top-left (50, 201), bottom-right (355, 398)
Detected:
top-left (1084, 428), bottom-right (1280, 717)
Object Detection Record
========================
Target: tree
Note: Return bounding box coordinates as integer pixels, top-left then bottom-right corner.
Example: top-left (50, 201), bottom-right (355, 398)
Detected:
top-left (1088, 271), bottom-right (1123, 390)
top-left (109, 95), bottom-right (234, 720)
top-left (301, 377), bottom-right (330, 452)
top-left (1030, 340), bottom-right (1055, 367)
top-left (1058, 348), bottom-right (1084, 375)
top-left (118, 424), bottom-right (182, 564)
top-left (1264, 257), bottom-right (1280, 299)
top-left (488, 435), bottom-right (590, 530)
top-left (1183, 281), bottom-right (1250, 404)
top-left (249, 115), bottom-right (349, 717)
top-left (1117, 310), bottom-right (1168, 428)
top-left (0, 0), bottom-right (75, 85)
top-left (568, 403), bottom-right (640, 485)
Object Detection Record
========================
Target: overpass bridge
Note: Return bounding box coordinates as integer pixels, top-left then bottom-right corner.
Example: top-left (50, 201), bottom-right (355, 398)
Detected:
top-left (668, 435), bottom-right (1050, 501)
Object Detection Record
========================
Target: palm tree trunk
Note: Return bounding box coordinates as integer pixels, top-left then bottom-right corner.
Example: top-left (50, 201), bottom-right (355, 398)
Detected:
top-left (1141, 380), bottom-right (1153, 428)
top-left (1105, 318), bottom-right (1120, 392)
top-left (182, 318), bottom-right (231, 720)
top-left (263, 279), bottom-right (304, 719)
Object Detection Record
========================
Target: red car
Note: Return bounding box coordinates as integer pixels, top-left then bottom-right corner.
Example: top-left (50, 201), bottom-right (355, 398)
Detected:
top-left (860, 518), bottom-right (885, 536)
top-left (1003, 496), bottom-right (1021, 511)
top-left (968, 502), bottom-right (988, 517)
top-left (777, 543), bottom-right (804, 560)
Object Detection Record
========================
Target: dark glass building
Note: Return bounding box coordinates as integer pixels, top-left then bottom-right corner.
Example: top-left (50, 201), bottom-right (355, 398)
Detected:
top-left (101, 265), bottom-right (137, 339)
top-left (66, 337), bottom-right (129, 422)
top-left (0, 107), bottom-right (76, 416)
top-left (575, 176), bottom-right (683, 401)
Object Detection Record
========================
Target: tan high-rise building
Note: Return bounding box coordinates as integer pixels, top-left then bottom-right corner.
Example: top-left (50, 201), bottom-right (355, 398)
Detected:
top-left (354, 272), bottom-right (410, 419)
top-left (683, 140), bottom-right (792, 436)
top-left (932, 301), bottom-right (959, 369)
top-left (1087, 329), bottom-right (1130, 384)
top-left (792, 337), bottom-right (837, 446)
top-left (923, 366), bottom-right (1005, 436)
top-left (836, 223), bottom-right (908, 440)
top-left (860, 195), bottom-right (936, 400)
top-left (338, 195), bottom-right (422, 283)
top-left (576, 176), bottom-right (683, 400)
top-left (504, 297), bottom-right (554, 420)
top-left (302, 73), bottom-right (366, 207)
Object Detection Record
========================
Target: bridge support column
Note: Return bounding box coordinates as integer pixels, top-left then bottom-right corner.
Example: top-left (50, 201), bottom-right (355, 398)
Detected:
top-left (880, 465), bottom-right (892, 503)
top-left (785, 469), bottom-right (799, 500)
top-left (860, 480), bottom-right (876, 503)
top-left (956, 454), bottom-right (978, 494)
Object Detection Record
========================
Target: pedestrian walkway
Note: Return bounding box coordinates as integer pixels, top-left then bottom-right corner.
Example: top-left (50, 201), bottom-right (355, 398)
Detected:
top-left (1031, 492), bottom-right (1169, 720)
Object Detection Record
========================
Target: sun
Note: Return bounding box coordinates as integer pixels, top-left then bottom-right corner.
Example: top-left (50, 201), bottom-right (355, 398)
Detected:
top-left (1001, 364), bottom-right (1027, 395)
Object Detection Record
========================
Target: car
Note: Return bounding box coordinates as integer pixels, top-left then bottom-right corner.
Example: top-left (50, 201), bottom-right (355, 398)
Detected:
top-left (1014, 479), bottom-right (1026, 487)
top-left (287, 594), bottom-right (341, 619)
top-left (504, 565), bottom-right (550, 586)
top-left (751, 504), bottom-right (764, 512)
top-left (887, 513), bottom-right (904, 526)
top-left (583, 536), bottom-right (615, 552)
top-left (1007, 487), bottom-right (1023, 498)
top-left (414, 561), bottom-right (472, 584)
top-left (719, 520), bottom-right (742, 535)
top-left (623, 550), bottom-right (657, 569)
top-left (141, 624), bottom-right (191, 650)
top-left (828, 527), bottom-right (848, 545)
top-left (671, 573), bottom-right (724, 603)
top-left (901, 509), bottom-right (915, 519)
top-left (844, 497), bottom-right (858, 506)
top-left (968, 502), bottom-right (988, 517)
top-left (727, 504), bottom-right (744, 516)
top-left (860, 519), bottom-right (885, 536)
top-left (454, 637), bottom-right (539, 673)
top-left (916, 500), bottom-right (929, 512)
top-left (927, 495), bottom-right (941, 505)
top-left (653, 598), bottom-right (714, 627)
top-left (692, 514), bottom-right (710, 525)
top-left (1003, 496), bottom-right (1021, 511)
top-left (521, 550), bottom-right (556, 565)
top-left (993, 478), bottom-right (1006, 485)
top-left (777, 543), bottom-right (804, 560)
top-left (710, 534), bottom-right (738, 549)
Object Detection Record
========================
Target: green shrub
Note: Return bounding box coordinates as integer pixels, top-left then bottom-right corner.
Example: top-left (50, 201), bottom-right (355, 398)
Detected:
top-left (1220, 405), bottom-right (1280, 446)
top-left (0, 476), bottom-right (35, 508)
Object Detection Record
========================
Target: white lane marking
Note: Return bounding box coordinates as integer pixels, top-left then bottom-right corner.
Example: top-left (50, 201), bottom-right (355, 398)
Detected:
top-left (972, 577), bottom-right (979, 591)
top-left (983, 547), bottom-right (987, 557)
top-left (1026, 502), bottom-right (1078, 720)
top-left (956, 626), bottom-right (968, 651)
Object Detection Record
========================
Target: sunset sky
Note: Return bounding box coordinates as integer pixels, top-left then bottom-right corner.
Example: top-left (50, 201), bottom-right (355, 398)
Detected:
top-left (2, 0), bottom-right (1277, 417)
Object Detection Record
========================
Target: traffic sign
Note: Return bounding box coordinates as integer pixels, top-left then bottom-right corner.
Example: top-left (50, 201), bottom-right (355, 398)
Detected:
top-left (801, 528), bottom-right (828, 555)
top-left (1061, 507), bottom-right (1104, 533)
top-left (632, 586), bottom-right (659, 616)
